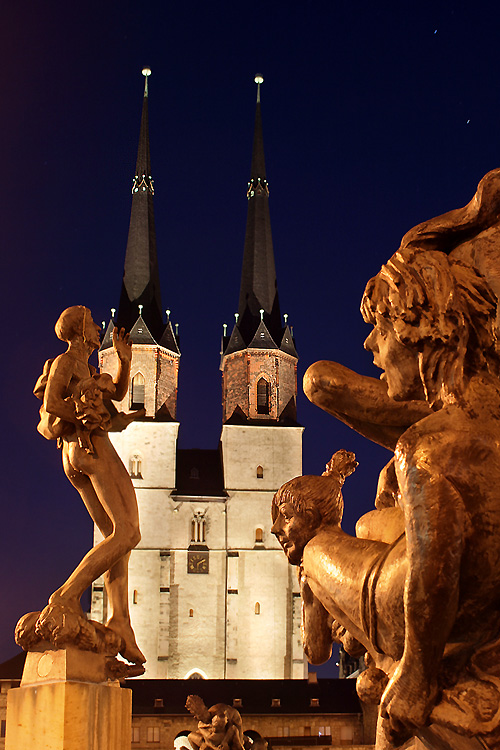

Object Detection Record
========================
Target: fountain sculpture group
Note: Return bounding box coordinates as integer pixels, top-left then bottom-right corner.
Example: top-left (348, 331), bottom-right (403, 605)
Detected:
top-left (8, 169), bottom-right (500, 750)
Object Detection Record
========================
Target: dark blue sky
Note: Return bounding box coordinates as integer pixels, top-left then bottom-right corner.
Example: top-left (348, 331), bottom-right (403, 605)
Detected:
top-left (2, 1), bottom-right (500, 676)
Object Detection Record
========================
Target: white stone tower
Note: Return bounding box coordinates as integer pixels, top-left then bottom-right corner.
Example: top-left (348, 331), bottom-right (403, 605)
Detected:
top-left (91, 72), bottom-right (305, 679)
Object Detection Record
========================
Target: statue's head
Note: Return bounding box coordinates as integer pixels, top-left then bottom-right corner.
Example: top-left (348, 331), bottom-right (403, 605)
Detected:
top-left (271, 451), bottom-right (356, 565)
top-left (361, 248), bottom-right (499, 407)
top-left (55, 306), bottom-right (101, 351)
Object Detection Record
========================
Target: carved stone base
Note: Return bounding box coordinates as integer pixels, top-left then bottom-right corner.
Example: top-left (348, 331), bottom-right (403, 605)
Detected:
top-left (5, 677), bottom-right (131, 750)
top-left (21, 645), bottom-right (135, 684)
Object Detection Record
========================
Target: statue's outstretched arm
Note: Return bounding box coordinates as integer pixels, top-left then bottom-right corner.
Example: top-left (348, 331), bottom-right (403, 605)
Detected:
top-left (111, 327), bottom-right (132, 401)
top-left (304, 361), bottom-right (431, 451)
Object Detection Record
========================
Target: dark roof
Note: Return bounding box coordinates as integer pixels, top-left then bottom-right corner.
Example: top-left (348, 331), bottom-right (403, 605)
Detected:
top-left (115, 73), bottom-right (166, 344)
top-left (227, 88), bottom-right (285, 352)
top-left (125, 678), bottom-right (362, 716)
top-left (0, 651), bottom-right (25, 679)
top-left (175, 449), bottom-right (226, 497)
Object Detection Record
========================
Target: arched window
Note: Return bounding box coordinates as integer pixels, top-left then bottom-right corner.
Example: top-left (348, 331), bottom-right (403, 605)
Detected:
top-left (255, 528), bottom-right (263, 543)
top-left (130, 454), bottom-right (142, 478)
top-left (256, 465), bottom-right (264, 479)
top-left (131, 372), bottom-right (145, 409)
top-left (189, 608), bottom-right (194, 617)
top-left (191, 512), bottom-right (206, 543)
top-left (133, 589), bottom-right (138, 604)
top-left (256, 378), bottom-right (270, 414)
top-left (255, 602), bottom-right (261, 615)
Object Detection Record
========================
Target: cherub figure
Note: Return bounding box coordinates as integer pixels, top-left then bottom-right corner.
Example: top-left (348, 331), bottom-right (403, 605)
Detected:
top-left (186, 695), bottom-right (244, 750)
top-left (276, 248), bottom-right (500, 748)
top-left (22, 305), bottom-right (145, 670)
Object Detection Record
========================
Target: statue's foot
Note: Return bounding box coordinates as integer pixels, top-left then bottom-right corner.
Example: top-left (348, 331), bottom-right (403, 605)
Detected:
top-left (35, 602), bottom-right (82, 647)
top-left (106, 616), bottom-right (145, 665)
top-left (47, 592), bottom-right (85, 618)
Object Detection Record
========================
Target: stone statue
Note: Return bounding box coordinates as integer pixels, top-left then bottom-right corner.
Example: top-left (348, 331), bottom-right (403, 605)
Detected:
top-left (274, 171), bottom-right (500, 750)
top-left (185, 695), bottom-right (245, 750)
top-left (17, 305), bottom-right (145, 678)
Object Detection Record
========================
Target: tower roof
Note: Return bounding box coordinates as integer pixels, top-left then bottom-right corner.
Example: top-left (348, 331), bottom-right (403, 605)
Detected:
top-left (235, 76), bottom-right (283, 347)
top-left (116, 68), bottom-right (165, 342)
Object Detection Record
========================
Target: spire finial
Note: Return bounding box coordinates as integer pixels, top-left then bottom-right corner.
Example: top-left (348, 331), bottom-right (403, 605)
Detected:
top-left (142, 67), bottom-right (151, 97)
top-left (254, 74), bottom-right (264, 103)
top-left (260, 308), bottom-right (265, 321)
top-left (138, 304), bottom-right (143, 316)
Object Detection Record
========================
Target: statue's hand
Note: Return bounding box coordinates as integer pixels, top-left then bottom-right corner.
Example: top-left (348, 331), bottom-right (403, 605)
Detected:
top-left (109, 408), bottom-right (146, 432)
top-left (113, 327), bottom-right (132, 362)
top-left (381, 660), bottom-right (438, 736)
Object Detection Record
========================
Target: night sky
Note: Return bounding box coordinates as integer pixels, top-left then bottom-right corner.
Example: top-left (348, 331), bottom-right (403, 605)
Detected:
top-left (2, 1), bottom-right (500, 677)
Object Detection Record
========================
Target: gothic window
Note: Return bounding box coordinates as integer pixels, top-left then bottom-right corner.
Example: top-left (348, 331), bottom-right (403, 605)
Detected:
top-left (129, 454), bottom-right (143, 478)
top-left (256, 465), bottom-right (264, 479)
top-left (257, 378), bottom-right (270, 414)
top-left (191, 512), bottom-right (206, 543)
top-left (189, 467), bottom-right (200, 480)
top-left (131, 372), bottom-right (145, 409)
top-left (147, 727), bottom-right (160, 742)
top-left (255, 528), bottom-right (263, 543)
top-left (255, 602), bottom-right (261, 615)
top-left (189, 609), bottom-right (194, 617)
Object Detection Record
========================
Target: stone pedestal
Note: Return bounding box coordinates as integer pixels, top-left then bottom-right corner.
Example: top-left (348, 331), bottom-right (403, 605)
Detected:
top-left (5, 648), bottom-right (132, 750)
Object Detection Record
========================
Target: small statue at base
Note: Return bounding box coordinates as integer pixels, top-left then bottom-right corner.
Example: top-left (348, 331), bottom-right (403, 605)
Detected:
top-left (17, 306), bottom-right (145, 677)
top-left (185, 695), bottom-right (245, 750)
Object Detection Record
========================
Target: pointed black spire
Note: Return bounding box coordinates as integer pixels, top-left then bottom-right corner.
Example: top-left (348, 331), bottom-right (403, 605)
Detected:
top-left (235, 75), bottom-right (282, 347)
top-left (116, 68), bottom-right (165, 342)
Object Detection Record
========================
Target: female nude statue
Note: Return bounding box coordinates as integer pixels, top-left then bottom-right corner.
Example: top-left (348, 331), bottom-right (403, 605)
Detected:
top-left (274, 247), bottom-right (500, 748)
top-left (20, 305), bottom-right (145, 670)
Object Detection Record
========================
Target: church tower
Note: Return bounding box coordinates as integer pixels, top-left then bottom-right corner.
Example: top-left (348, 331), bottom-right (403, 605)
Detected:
top-left (92, 72), bottom-right (305, 680)
top-left (92, 70), bottom-right (181, 675)
top-left (220, 76), bottom-right (305, 679)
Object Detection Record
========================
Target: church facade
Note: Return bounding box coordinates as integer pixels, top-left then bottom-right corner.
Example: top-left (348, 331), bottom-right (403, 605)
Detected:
top-left (91, 73), bottom-right (305, 680)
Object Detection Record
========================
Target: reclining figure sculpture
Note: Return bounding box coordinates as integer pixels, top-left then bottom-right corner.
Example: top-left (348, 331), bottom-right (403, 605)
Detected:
top-left (273, 169), bottom-right (500, 750)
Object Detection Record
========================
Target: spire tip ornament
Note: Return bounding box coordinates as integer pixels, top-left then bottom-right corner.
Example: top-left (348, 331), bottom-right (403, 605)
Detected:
top-left (254, 74), bottom-right (264, 103)
top-left (142, 67), bottom-right (151, 97)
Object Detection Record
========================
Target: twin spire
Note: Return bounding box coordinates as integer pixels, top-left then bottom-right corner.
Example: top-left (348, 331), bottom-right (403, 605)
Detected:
top-left (103, 72), bottom-right (295, 363)
top-left (101, 68), bottom-right (179, 354)
top-left (223, 75), bottom-right (297, 358)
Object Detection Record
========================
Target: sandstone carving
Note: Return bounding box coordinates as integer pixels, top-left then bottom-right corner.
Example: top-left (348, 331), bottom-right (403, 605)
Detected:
top-left (185, 695), bottom-right (245, 750)
top-left (273, 170), bottom-right (500, 750)
top-left (18, 306), bottom-right (145, 677)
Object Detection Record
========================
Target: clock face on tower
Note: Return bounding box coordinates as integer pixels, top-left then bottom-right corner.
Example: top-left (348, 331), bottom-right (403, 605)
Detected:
top-left (187, 551), bottom-right (209, 574)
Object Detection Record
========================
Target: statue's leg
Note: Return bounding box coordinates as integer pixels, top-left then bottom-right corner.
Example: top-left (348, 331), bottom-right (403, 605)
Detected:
top-left (49, 436), bottom-right (144, 663)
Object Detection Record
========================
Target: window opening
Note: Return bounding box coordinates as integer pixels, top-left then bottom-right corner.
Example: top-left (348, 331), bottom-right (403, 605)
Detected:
top-left (255, 602), bottom-right (261, 615)
top-left (191, 512), bottom-right (206, 543)
top-left (257, 378), bottom-right (270, 414)
top-left (130, 454), bottom-right (142, 478)
top-left (189, 608), bottom-right (194, 617)
top-left (131, 372), bottom-right (145, 409)
top-left (255, 528), bottom-right (263, 543)
top-left (256, 465), bottom-right (264, 479)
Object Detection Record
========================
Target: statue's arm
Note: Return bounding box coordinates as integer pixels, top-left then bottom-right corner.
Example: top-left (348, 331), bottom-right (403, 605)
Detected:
top-left (300, 568), bottom-right (334, 664)
top-left (110, 327), bottom-right (133, 401)
top-left (44, 355), bottom-right (78, 424)
top-left (381, 435), bottom-right (465, 731)
top-left (304, 361), bottom-right (431, 451)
